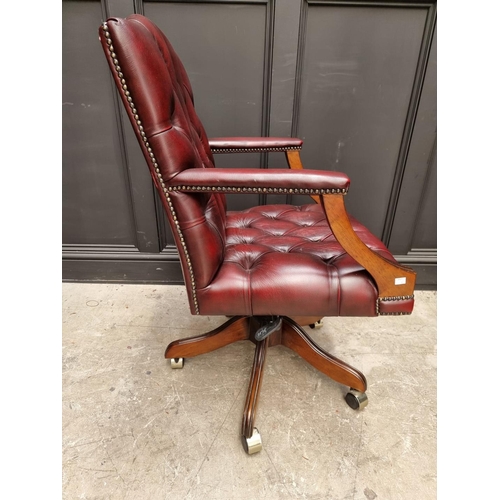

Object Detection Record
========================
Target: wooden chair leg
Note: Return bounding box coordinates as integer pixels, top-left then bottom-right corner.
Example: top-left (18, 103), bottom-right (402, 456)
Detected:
top-left (280, 317), bottom-right (367, 393)
top-left (241, 337), bottom-right (268, 454)
top-left (165, 316), bottom-right (251, 360)
top-left (165, 315), bottom-right (367, 453)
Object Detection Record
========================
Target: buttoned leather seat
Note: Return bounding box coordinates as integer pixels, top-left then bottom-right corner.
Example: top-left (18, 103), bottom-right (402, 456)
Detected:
top-left (205, 204), bottom-right (392, 317)
top-left (99, 14), bottom-right (416, 454)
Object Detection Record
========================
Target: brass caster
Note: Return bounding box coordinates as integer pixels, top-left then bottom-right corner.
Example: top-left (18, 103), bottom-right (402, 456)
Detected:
top-left (170, 358), bottom-right (184, 369)
top-left (345, 389), bottom-right (368, 410)
top-left (241, 428), bottom-right (262, 455)
top-left (309, 319), bottom-right (324, 329)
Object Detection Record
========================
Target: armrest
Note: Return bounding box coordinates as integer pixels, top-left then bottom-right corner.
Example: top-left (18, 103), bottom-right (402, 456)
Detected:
top-left (168, 168), bottom-right (415, 301)
top-left (209, 137), bottom-right (303, 153)
top-left (168, 168), bottom-right (349, 194)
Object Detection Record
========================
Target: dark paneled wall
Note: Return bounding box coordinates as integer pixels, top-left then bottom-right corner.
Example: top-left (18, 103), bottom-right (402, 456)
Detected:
top-left (62, 0), bottom-right (437, 288)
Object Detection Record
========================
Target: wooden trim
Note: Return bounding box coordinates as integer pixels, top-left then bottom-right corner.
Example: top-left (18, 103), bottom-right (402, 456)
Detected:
top-left (380, 3), bottom-right (436, 244)
top-left (165, 316), bottom-right (251, 359)
top-left (100, 0), bottom-right (110, 20)
top-left (285, 150), bottom-right (320, 203)
top-left (241, 337), bottom-right (269, 438)
top-left (281, 318), bottom-right (367, 392)
top-left (134, 0), bottom-right (144, 14)
top-left (397, 248), bottom-right (436, 264)
top-left (321, 194), bottom-right (416, 298)
top-left (62, 245), bottom-right (178, 260)
top-left (307, 0), bottom-right (434, 6)
top-left (63, 244), bottom-right (139, 254)
top-left (290, 0), bottom-right (308, 140)
top-left (258, 0), bottom-right (276, 205)
top-left (62, 257), bottom-right (184, 283)
top-left (145, 0), bottom-right (269, 4)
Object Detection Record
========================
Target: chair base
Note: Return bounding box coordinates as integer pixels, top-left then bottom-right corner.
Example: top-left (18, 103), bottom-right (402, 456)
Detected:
top-left (165, 316), bottom-right (368, 454)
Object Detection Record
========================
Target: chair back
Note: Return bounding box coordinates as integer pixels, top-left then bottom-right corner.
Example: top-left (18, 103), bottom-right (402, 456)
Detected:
top-left (99, 15), bottom-right (227, 312)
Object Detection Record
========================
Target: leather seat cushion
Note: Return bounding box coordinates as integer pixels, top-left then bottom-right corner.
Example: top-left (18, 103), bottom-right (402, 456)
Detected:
top-left (196, 203), bottom-right (396, 317)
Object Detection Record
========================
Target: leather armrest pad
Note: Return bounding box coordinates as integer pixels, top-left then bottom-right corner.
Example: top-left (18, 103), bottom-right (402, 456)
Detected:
top-left (169, 168), bottom-right (350, 191)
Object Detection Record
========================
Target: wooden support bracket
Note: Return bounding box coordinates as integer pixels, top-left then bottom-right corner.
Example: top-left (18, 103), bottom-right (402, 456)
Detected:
top-left (321, 194), bottom-right (416, 298)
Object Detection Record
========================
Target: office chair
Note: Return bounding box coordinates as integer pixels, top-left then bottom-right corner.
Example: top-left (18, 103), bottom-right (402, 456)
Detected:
top-left (98, 14), bottom-right (416, 454)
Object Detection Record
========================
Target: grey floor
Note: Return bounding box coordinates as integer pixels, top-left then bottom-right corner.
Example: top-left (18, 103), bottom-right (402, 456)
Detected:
top-left (62, 284), bottom-right (436, 500)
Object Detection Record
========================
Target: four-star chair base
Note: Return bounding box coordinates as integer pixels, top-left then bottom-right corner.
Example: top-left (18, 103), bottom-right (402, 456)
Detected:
top-left (165, 316), bottom-right (368, 454)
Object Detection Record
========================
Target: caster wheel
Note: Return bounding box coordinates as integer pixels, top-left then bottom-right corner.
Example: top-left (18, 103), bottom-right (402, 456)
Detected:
top-left (345, 389), bottom-right (368, 410)
top-left (241, 428), bottom-right (262, 455)
top-left (170, 358), bottom-right (184, 369)
top-left (309, 319), bottom-right (324, 329)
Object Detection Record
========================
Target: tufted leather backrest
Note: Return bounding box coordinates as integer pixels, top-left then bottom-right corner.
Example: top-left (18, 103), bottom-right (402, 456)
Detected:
top-left (99, 15), bottom-right (227, 310)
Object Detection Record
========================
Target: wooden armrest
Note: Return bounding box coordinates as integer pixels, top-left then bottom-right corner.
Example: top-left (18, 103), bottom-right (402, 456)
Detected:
top-left (321, 194), bottom-right (416, 299)
top-left (285, 150), bottom-right (320, 203)
top-left (285, 150), bottom-right (415, 299)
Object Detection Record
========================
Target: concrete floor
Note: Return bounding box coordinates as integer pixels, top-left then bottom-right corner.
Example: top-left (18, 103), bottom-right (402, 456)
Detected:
top-left (62, 284), bottom-right (436, 500)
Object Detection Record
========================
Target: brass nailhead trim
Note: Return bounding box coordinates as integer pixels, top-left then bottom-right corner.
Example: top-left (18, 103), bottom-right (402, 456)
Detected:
top-left (168, 185), bottom-right (348, 195)
top-left (212, 146), bottom-right (302, 153)
top-left (376, 295), bottom-right (414, 316)
top-left (379, 312), bottom-right (412, 316)
top-left (380, 295), bottom-right (414, 302)
top-left (102, 22), bottom-right (199, 314)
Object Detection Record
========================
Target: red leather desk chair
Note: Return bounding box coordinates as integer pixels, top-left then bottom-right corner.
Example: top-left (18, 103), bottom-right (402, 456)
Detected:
top-left (99, 15), bottom-right (416, 455)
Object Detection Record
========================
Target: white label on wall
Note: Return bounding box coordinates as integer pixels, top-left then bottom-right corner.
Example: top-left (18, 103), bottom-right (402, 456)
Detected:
top-left (395, 277), bottom-right (406, 285)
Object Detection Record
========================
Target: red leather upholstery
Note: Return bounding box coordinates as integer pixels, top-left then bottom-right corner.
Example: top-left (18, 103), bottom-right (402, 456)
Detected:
top-left (99, 15), bottom-right (414, 318)
top-left (197, 204), bottom-right (397, 317)
top-left (100, 15), bottom-right (227, 298)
